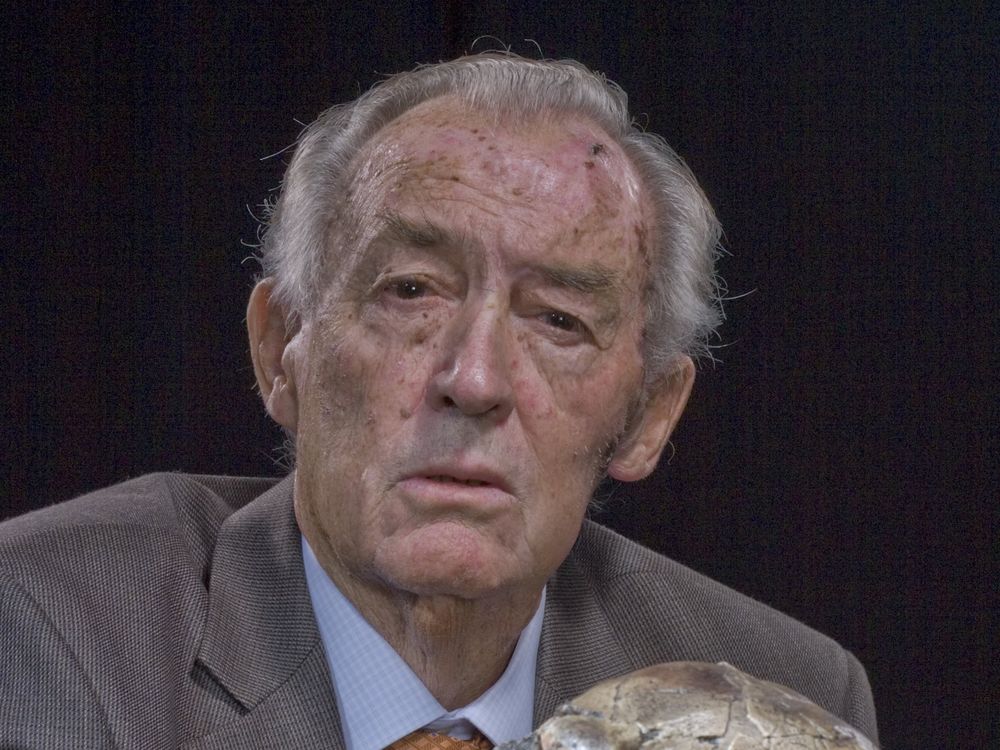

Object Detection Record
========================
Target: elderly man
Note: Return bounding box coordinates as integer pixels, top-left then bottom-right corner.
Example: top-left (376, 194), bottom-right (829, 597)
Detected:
top-left (0, 54), bottom-right (878, 749)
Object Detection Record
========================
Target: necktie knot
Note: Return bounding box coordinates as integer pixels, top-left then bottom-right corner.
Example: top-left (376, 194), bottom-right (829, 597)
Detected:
top-left (386, 729), bottom-right (493, 750)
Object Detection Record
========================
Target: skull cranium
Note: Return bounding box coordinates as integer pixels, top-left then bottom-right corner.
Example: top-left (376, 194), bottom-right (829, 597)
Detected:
top-left (500, 662), bottom-right (875, 750)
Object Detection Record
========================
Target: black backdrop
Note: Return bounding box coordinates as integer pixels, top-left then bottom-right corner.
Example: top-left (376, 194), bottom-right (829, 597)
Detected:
top-left (3, 4), bottom-right (996, 747)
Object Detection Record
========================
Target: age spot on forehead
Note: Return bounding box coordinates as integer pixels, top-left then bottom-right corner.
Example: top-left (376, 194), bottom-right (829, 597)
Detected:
top-left (633, 221), bottom-right (650, 262)
top-left (359, 96), bottom-right (652, 266)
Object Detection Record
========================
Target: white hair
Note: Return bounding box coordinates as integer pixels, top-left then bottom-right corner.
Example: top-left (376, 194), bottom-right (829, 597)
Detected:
top-left (259, 53), bottom-right (723, 380)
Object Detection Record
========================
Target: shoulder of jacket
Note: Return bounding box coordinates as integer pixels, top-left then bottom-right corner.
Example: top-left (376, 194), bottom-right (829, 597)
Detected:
top-left (564, 520), bottom-right (871, 729)
top-left (1, 472), bottom-right (277, 537)
top-left (571, 519), bottom-right (843, 654)
top-left (0, 472), bottom-right (280, 584)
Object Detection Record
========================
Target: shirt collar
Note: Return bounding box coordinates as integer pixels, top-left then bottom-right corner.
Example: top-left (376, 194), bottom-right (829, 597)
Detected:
top-left (303, 537), bottom-right (543, 750)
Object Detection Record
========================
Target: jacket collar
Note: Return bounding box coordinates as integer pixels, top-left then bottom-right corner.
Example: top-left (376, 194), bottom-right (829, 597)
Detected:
top-left (189, 472), bottom-right (344, 748)
top-left (189, 480), bottom-right (627, 746)
top-left (533, 520), bottom-right (633, 726)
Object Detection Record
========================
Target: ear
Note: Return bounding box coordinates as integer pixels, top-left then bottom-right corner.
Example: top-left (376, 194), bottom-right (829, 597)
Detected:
top-left (247, 279), bottom-right (301, 433)
top-left (607, 356), bottom-right (695, 482)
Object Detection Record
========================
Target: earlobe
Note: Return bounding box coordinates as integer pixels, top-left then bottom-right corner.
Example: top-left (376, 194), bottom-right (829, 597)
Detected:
top-left (247, 279), bottom-right (301, 433)
top-left (607, 356), bottom-right (695, 482)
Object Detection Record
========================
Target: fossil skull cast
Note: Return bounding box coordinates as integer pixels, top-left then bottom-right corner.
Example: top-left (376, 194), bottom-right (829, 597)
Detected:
top-left (501, 662), bottom-right (875, 750)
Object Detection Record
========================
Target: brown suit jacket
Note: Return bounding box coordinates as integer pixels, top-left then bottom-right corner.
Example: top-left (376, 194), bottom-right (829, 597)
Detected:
top-left (0, 473), bottom-right (878, 748)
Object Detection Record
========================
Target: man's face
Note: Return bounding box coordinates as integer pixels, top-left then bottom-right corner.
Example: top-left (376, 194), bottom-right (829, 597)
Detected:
top-left (289, 97), bottom-right (657, 603)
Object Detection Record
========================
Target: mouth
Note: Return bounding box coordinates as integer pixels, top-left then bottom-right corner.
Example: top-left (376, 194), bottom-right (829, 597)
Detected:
top-left (424, 474), bottom-right (493, 487)
top-left (397, 463), bottom-right (515, 507)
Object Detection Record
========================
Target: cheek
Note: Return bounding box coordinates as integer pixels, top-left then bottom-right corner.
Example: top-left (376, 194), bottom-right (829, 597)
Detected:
top-left (525, 345), bottom-right (642, 474)
top-left (310, 296), bottom-right (454, 435)
top-left (514, 331), bottom-right (637, 430)
top-left (390, 341), bottom-right (438, 419)
top-left (509, 348), bottom-right (556, 420)
top-left (361, 313), bottom-right (445, 422)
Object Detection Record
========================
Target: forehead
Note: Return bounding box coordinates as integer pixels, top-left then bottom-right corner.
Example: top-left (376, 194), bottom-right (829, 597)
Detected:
top-left (343, 96), bottom-right (651, 272)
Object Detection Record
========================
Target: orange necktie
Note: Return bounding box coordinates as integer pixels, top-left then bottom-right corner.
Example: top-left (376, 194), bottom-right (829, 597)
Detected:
top-left (386, 729), bottom-right (494, 750)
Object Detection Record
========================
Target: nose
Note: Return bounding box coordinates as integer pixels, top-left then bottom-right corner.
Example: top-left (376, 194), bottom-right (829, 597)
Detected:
top-left (428, 302), bottom-right (514, 421)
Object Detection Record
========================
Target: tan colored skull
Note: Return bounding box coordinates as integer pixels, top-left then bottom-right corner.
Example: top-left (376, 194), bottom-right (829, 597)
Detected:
top-left (502, 662), bottom-right (875, 750)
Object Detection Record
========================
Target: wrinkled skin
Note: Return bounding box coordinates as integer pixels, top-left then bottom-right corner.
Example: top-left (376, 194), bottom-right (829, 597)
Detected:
top-left (289, 96), bottom-right (666, 609)
top-left (249, 95), bottom-right (695, 707)
top-left (499, 662), bottom-right (875, 750)
top-left (292, 97), bottom-right (651, 604)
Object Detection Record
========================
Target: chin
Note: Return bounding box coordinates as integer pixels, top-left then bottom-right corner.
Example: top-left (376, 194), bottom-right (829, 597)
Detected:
top-left (374, 524), bottom-right (522, 600)
top-left (379, 561), bottom-right (514, 600)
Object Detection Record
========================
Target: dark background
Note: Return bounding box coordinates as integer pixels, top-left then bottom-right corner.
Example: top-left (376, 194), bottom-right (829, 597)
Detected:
top-left (3, 3), bottom-right (996, 747)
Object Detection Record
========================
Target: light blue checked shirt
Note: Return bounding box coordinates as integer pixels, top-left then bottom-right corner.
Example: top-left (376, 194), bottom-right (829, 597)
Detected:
top-left (303, 538), bottom-right (544, 750)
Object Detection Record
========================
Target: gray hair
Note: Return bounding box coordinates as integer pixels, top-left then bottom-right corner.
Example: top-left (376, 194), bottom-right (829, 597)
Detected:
top-left (259, 53), bottom-right (723, 380)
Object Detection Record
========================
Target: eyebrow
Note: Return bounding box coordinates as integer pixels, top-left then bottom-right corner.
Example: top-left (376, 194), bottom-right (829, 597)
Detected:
top-left (381, 212), bottom-right (465, 250)
top-left (377, 210), bottom-right (628, 309)
top-left (531, 263), bottom-right (626, 296)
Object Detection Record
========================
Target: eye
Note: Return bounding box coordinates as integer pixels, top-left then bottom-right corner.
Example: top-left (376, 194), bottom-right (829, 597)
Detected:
top-left (533, 309), bottom-right (594, 346)
top-left (386, 278), bottom-right (428, 300)
top-left (541, 310), bottom-right (584, 333)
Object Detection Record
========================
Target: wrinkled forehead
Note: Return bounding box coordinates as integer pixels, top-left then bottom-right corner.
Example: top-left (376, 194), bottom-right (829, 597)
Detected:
top-left (370, 96), bottom-right (644, 199)
top-left (338, 95), bottom-right (653, 263)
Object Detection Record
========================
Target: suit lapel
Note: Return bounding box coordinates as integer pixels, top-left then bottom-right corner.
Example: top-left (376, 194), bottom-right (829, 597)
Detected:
top-left (187, 487), bottom-right (630, 742)
top-left (533, 522), bottom-right (634, 727)
top-left (186, 473), bottom-right (345, 749)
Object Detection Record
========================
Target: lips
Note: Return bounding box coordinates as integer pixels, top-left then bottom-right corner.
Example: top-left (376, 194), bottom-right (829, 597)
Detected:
top-left (407, 461), bottom-right (512, 492)
top-left (425, 475), bottom-right (492, 487)
top-left (396, 462), bottom-right (515, 507)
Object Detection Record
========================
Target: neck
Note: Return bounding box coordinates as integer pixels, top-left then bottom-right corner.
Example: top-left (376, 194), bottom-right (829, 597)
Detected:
top-left (307, 535), bottom-right (541, 710)
top-left (377, 590), bottom-right (540, 709)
